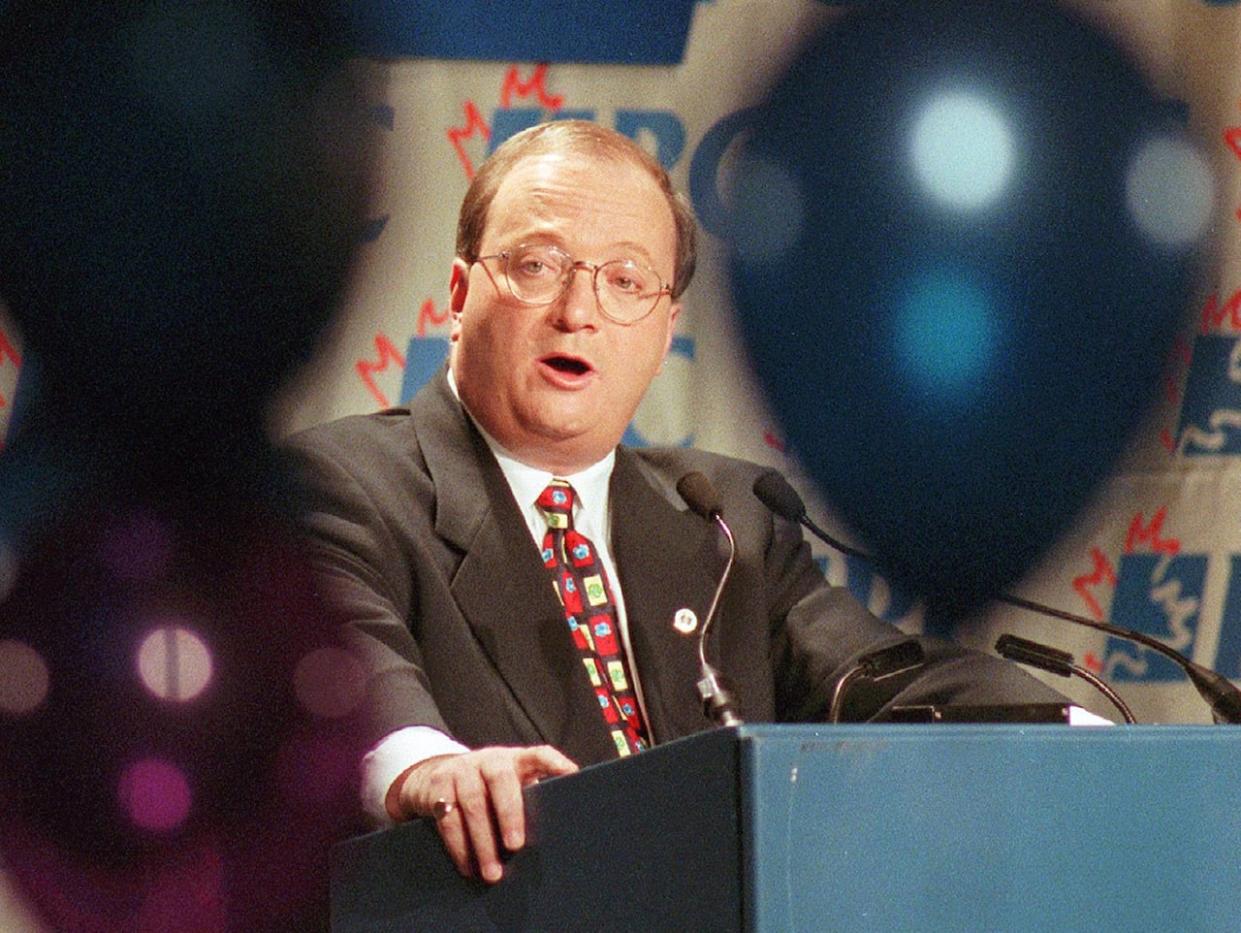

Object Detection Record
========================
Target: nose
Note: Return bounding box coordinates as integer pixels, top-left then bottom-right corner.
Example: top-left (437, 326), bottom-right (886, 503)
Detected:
top-left (549, 263), bottom-right (599, 331)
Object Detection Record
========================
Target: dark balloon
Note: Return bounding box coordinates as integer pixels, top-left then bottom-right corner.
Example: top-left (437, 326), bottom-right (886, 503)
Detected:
top-left (0, 2), bottom-right (376, 927)
top-left (730, 0), bottom-right (1209, 617)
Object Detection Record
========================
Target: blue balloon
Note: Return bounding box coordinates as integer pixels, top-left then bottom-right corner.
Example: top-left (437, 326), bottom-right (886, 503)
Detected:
top-left (730, 0), bottom-right (1210, 613)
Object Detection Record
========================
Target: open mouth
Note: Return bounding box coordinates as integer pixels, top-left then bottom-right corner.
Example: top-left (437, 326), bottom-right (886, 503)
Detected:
top-left (542, 355), bottom-right (592, 376)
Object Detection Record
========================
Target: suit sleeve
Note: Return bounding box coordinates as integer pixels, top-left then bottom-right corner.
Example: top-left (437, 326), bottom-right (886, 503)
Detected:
top-left (283, 431), bottom-right (456, 747)
top-left (761, 506), bottom-right (1069, 722)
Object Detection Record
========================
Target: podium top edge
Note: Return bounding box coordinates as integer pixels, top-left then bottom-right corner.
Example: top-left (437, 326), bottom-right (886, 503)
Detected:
top-left (716, 722), bottom-right (1236, 745)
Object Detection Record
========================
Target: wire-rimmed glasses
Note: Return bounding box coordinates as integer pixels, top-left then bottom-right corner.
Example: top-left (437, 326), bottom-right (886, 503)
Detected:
top-left (473, 243), bottom-right (672, 325)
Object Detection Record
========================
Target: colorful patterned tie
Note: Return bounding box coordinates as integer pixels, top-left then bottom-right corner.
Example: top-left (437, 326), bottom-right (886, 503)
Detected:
top-left (536, 479), bottom-right (649, 757)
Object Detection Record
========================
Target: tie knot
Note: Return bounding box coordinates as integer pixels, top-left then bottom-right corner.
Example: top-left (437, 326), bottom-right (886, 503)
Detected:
top-left (537, 480), bottom-right (575, 529)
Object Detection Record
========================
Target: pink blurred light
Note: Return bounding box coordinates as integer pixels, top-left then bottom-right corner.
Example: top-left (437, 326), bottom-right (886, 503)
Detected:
top-left (118, 758), bottom-right (192, 833)
top-left (0, 639), bottom-right (50, 715)
top-left (136, 625), bottom-right (213, 702)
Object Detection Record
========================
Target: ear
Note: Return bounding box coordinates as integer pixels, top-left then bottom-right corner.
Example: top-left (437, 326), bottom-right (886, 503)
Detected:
top-left (449, 258), bottom-right (470, 343)
top-left (661, 301), bottom-right (682, 362)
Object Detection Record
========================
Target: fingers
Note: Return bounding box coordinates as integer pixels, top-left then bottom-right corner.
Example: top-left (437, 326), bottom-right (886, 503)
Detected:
top-left (484, 758), bottom-right (527, 855)
top-left (489, 745), bottom-right (579, 854)
top-left (454, 763), bottom-right (504, 882)
top-left (515, 745), bottom-right (579, 785)
top-left (395, 745), bottom-right (578, 884)
top-left (429, 790), bottom-right (473, 878)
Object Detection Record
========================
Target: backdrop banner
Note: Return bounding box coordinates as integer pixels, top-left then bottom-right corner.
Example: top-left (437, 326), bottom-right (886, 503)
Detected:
top-left (265, 0), bottom-right (1241, 724)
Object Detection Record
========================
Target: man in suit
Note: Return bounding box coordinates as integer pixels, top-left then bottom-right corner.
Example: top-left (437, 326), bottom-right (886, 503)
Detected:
top-left (287, 120), bottom-right (1068, 885)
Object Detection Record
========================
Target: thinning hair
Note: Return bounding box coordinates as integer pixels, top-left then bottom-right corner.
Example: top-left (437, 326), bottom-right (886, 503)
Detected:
top-left (455, 120), bottom-right (697, 299)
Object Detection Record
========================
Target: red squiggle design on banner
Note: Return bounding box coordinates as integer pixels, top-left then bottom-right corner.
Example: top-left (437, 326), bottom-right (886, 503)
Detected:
top-left (449, 67), bottom-right (566, 180)
top-left (1072, 547), bottom-right (1116, 622)
top-left (1225, 125), bottom-right (1241, 162)
top-left (1124, 506), bottom-right (1179, 556)
top-left (0, 331), bottom-right (20, 410)
top-left (1227, 101), bottom-right (1241, 221)
top-left (416, 298), bottom-right (451, 337)
top-left (447, 101), bottom-right (491, 180)
top-left (1083, 651), bottom-right (1104, 674)
top-left (1162, 334), bottom-right (1191, 404)
top-left (1200, 289), bottom-right (1241, 333)
top-left (500, 64), bottom-right (564, 109)
top-left (355, 335), bottom-right (406, 409)
top-left (1158, 334), bottom-right (1193, 453)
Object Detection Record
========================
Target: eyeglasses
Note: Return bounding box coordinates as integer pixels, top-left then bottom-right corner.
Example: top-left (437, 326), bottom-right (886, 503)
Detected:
top-left (473, 243), bottom-right (672, 325)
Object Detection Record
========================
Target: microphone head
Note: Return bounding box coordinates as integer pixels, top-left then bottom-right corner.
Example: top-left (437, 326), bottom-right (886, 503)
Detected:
top-left (677, 471), bottom-right (723, 519)
top-left (752, 470), bottom-right (806, 523)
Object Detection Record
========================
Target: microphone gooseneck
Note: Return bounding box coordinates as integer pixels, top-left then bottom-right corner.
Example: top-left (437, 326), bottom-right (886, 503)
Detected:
top-left (676, 472), bottom-right (742, 727)
top-left (827, 639), bottom-right (925, 723)
top-left (996, 633), bottom-right (1136, 724)
top-left (752, 470), bottom-right (1241, 725)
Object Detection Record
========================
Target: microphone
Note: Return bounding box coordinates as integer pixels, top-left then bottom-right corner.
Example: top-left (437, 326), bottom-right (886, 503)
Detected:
top-left (828, 638), bottom-right (925, 723)
top-left (752, 470), bottom-right (870, 561)
top-left (996, 633), bottom-right (1135, 724)
top-left (676, 471), bottom-right (743, 727)
top-left (677, 471), bottom-right (723, 520)
top-left (753, 470), bottom-right (1241, 725)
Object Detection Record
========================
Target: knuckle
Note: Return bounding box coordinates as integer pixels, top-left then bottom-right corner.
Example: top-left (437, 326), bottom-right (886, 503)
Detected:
top-left (455, 784), bottom-right (489, 817)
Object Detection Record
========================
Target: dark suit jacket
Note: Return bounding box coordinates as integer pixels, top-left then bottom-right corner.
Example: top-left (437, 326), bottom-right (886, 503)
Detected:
top-left (285, 370), bottom-right (1064, 765)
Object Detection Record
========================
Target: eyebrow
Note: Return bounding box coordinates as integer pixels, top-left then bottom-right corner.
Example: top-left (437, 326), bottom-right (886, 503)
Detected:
top-left (502, 234), bottom-right (660, 268)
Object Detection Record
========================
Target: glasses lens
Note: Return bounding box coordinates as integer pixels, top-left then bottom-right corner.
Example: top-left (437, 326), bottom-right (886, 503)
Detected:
top-left (597, 259), bottom-right (662, 322)
top-left (505, 245), bottom-right (568, 304)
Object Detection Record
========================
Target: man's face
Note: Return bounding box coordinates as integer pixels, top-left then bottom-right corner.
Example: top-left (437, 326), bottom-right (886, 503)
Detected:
top-left (449, 148), bottom-right (681, 474)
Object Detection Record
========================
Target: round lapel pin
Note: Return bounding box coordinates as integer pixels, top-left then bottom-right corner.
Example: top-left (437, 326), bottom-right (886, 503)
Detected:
top-left (673, 608), bottom-right (698, 635)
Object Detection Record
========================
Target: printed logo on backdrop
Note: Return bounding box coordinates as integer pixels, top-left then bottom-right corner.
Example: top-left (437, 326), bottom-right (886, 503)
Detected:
top-left (1166, 289), bottom-right (1241, 455)
top-left (353, 65), bottom-right (698, 449)
top-left (1066, 506), bottom-right (1241, 682)
top-left (1169, 106), bottom-right (1241, 454)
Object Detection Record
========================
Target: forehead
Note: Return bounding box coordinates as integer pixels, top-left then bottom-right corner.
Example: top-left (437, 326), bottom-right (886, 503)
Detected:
top-left (482, 148), bottom-right (677, 271)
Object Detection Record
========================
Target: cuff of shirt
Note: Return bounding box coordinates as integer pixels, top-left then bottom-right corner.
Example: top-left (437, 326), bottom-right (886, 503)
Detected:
top-left (360, 726), bottom-right (471, 825)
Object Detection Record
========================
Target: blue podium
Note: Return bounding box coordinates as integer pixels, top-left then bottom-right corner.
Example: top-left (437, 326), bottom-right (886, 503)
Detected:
top-left (330, 725), bottom-right (1241, 931)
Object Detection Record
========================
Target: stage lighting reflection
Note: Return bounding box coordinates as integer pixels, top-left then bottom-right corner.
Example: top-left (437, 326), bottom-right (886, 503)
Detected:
top-left (118, 758), bottom-right (192, 833)
top-left (898, 269), bottom-right (997, 401)
top-left (136, 625), bottom-right (212, 702)
top-left (0, 639), bottom-right (49, 715)
top-left (1126, 134), bottom-right (1215, 248)
top-left (911, 93), bottom-right (1015, 211)
top-left (293, 646), bottom-right (365, 719)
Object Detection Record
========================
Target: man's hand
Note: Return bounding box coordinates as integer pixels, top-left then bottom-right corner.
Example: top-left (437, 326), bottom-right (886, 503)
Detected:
top-left (386, 745), bottom-right (578, 883)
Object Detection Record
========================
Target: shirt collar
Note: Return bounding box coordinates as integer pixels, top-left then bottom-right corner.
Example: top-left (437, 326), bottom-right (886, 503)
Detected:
top-left (446, 367), bottom-right (616, 515)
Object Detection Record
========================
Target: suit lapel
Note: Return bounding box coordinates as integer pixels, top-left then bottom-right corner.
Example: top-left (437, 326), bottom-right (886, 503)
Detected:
top-left (412, 372), bottom-right (618, 765)
top-left (609, 449), bottom-right (723, 744)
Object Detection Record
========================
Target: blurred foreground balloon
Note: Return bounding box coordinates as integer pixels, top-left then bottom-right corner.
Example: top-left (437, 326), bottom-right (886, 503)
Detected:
top-left (729, 0), bottom-right (1212, 617)
top-left (0, 1), bottom-right (376, 928)
top-left (0, 504), bottom-right (367, 930)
